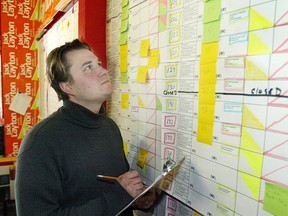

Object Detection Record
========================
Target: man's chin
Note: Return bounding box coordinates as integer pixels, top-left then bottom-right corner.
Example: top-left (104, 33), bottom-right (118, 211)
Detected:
top-left (104, 88), bottom-right (114, 99)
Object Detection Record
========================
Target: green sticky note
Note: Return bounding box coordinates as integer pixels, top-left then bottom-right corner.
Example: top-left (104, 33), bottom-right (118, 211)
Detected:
top-left (121, 18), bottom-right (129, 32)
top-left (122, 0), bottom-right (128, 7)
top-left (202, 20), bottom-right (220, 43)
top-left (203, 0), bottom-right (221, 23)
top-left (122, 5), bottom-right (129, 20)
top-left (120, 72), bottom-right (128, 84)
top-left (119, 31), bottom-right (128, 45)
top-left (263, 182), bottom-right (288, 216)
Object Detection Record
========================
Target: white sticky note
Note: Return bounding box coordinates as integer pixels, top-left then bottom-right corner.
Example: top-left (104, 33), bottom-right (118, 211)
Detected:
top-left (9, 93), bottom-right (32, 115)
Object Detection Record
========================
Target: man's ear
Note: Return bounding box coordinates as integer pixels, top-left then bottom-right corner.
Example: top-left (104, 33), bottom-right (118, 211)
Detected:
top-left (59, 82), bottom-right (73, 95)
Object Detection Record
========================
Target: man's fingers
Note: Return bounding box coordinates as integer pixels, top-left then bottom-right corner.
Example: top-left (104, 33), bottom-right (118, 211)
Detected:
top-left (118, 171), bottom-right (145, 197)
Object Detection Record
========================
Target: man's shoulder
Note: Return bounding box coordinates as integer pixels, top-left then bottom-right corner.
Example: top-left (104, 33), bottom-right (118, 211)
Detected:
top-left (18, 112), bottom-right (65, 155)
top-left (30, 111), bottom-right (63, 134)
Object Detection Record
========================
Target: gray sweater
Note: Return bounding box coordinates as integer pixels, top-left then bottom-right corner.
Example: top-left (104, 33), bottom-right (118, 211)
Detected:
top-left (15, 100), bottom-right (133, 216)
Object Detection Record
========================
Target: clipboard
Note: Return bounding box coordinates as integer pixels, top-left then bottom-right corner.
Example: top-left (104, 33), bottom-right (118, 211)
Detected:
top-left (116, 157), bottom-right (186, 215)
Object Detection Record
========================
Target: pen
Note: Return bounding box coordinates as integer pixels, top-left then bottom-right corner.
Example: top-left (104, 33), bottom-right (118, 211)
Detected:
top-left (97, 175), bottom-right (147, 186)
top-left (97, 175), bottom-right (118, 181)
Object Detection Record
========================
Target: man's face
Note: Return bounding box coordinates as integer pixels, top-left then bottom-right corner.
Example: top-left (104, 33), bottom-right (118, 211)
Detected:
top-left (63, 49), bottom-right (113, 109)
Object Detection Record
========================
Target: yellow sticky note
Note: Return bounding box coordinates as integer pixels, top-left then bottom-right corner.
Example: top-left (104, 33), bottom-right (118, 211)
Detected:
top-left (198, 84), bottom-right (216, 105)
top-left (200, 42), bottom-right (219, 64)
top-left (200, 62), bottom-right (216, 84)
top-left (120, 44), bottom-right (128, 72)
top-left (140, 39), bottom-right (150, 57)
top-left (263, 182), bottom-right (288, 216)
top-left (150, 49), bottom-right (160, 56)
top-left (123, 142), bottom-right (128, 159)
top-left (197, 122), bottom-right (213, 145)
top-left (148, 49), bottom-right (160, 68)
top-left (137, 66), bottom-right (148, 83)
top-left (198, 104), bottom-right (215, 124)
top-left (121, 93), bottom-right (129, 109)
top-left (136, 148), bottom-right (149, 169)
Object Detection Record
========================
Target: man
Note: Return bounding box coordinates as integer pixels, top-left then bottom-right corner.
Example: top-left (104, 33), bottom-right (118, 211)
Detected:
top-left (15, 39), bottom-right (155, 215)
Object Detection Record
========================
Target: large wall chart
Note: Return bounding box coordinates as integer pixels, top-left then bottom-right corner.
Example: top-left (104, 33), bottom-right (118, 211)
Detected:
top-left (106, 0), bottom-right (288, 215)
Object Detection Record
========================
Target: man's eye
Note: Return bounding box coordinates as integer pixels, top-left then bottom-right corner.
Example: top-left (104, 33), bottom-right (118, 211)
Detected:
top-left (84, 65), bottom-right (92, 71)
top-left (98, 61), bottom-right (102, 67)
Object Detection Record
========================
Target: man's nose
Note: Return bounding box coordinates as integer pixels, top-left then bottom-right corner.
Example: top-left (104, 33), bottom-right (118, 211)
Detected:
top-left (97, 67), bottom-right (108, 76)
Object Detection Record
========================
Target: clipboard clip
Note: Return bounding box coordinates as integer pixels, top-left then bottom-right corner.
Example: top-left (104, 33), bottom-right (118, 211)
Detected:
top-left (162, 157), bottom-right (176, 174)
top-left (162, 156), bottom-right (185, 176)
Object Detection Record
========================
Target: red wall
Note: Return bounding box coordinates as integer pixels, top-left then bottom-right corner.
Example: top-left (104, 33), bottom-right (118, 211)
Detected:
top-left (0, 0), bottom-right (107, 156)
top-left (1, 0), bottom-right (41, 156)
top-left (78, 0), bottom-right (107, 69)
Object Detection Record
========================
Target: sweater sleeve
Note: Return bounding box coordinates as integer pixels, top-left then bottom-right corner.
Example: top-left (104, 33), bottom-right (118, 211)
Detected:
top-left (15, 133), bottom-right (134, 216)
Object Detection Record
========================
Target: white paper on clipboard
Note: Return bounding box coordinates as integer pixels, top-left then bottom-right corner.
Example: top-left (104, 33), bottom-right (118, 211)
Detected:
top-left (116, 157), bottom-right (186, 216)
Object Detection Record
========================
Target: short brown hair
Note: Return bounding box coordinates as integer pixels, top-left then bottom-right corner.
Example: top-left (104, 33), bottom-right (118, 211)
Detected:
top-left (46, 39), bottom-right (92, 100)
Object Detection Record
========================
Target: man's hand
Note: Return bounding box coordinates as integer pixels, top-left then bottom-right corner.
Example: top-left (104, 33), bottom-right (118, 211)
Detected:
top-left (132, 187), bottom-right (156, 209)
top-left (118, 170), bottom-right (145, 198)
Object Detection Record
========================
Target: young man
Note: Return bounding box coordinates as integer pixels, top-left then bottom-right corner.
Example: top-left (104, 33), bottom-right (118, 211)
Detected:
top-left (15, 39), bottom-right (155, 216)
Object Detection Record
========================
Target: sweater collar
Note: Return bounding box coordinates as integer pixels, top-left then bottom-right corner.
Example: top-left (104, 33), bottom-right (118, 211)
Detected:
top-left (61, 100), bottom-right (106, 128)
